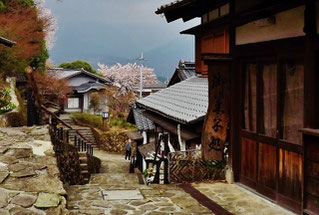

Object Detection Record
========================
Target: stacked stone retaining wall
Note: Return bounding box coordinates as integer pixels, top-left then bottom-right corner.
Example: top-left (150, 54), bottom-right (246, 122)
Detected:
top-left (0, 126), bottom-right (69, 214)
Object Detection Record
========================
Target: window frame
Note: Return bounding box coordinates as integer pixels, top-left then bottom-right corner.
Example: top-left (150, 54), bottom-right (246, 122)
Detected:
top-left (67, 97), bottom-right (80, 109)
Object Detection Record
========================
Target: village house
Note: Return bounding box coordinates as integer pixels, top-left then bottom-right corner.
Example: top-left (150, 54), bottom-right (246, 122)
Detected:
top-left (135, 76), bottom-right (208, 182)
top-left (167, 60), bottom-right (196, 87)
top-left (128, 59), bottom-right (205, 182)
top-left (127, 105), bottom-right (155, 172)
top-left (156, 0), bottom-right (319, 214)
top-left (48, 68), bottom-right (111, 114)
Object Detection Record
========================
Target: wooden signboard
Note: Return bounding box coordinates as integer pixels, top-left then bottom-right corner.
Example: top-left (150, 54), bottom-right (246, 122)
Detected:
top-left (202, 59), bottom-right (230, 161)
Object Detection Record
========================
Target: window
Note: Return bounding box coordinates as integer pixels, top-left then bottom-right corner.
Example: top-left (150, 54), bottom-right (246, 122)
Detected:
top-left (261, 64), bottom-right (277, 137)
top-left (243, 63), bottom-right (257, 132)
top-left (242, 60), bottom-right (304, 145)
top-left (201, 3), bottom-right (230, 24)
top-left (282, 63), bottom-right (304, 144)
top-left (68, 98), bottom-right (79, 109)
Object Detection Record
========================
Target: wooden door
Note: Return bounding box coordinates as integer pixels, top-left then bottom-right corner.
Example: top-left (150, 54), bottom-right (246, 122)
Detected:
top-left (239, 59), bottom-right (304, 213)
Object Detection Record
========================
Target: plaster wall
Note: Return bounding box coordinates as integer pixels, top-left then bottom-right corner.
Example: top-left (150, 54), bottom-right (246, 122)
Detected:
top-left (236, 6), bottom-right (305, 45)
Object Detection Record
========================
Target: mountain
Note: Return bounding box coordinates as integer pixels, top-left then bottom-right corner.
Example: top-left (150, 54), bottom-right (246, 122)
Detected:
top-left (144, 37), bottom-right (194, 79)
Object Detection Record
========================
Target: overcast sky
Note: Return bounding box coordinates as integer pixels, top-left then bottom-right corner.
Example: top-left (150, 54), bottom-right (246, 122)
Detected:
top-left (44, 0), bottom-right (199, 78)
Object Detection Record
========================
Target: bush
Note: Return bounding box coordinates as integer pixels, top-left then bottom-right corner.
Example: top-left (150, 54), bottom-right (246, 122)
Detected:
top-left (0, 87), bottom-right (16, 114)
top-left (206, 159), bottom-right (227, 180)
top-left (71, 112), bottom-right (108, 131)
top-left (109, 116), bottom-right (136, 130)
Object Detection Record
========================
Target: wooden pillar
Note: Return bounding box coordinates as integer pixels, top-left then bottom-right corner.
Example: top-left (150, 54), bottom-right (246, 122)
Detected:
top-left (27, 88), bottom-right (39, 126)
top-left (304, 0), bottom-right (319, 128)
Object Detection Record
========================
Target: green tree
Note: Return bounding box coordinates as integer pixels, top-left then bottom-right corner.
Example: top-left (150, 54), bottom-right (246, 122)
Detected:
top-left (59, 60), bottom-right (99, 75)
top-left (89, 92), bottom-right (100, 114)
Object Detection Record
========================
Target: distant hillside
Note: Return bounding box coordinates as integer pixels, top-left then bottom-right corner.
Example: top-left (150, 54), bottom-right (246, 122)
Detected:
top-left (145, 37), bottom-right (194, 79)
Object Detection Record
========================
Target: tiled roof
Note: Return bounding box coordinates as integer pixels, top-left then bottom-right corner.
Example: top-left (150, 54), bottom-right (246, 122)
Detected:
top-left (73, 82), bottom-right (106, 93)
top-left (14, 72), bottom-right (27, 83)
top-left (137, 76), bottom-right (208, 124)
top-left (132, 108), bottom-right (155, 131)
top-left (156, 0), bottom-right (191, 14)
top-left (178, 61), bottom-right (195, 80)
top-left (0, 36), bottom-right (16, 47)
top-left (138, 141), bottom-right (156, 159)
top-left (47, 68), bottom-right (111, 84)
top-left (168, 60), bottom-right (195, 86)
top-left (144, 81), bottom-right (167, 89)
top-left (126, 131), bottom-right (143, 141)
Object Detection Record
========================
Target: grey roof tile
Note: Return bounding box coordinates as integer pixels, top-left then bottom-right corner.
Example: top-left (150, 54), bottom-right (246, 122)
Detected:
top-left (47, 68), bottom-right (111, 83)
top-left (73, 82), bottom-right (106, 93)
top-left (132, 108), bottom-right (155, 131)
top-left (137, 76), bottom-right (208, 124)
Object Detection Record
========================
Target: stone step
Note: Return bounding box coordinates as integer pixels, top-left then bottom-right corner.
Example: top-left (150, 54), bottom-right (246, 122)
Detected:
top-left (79, 152), bottom-right (87, 157)
top-left (82, 178), bottom-right (89, 184)
top-left (81, 170), bottom-right (90, 177)
top-left (80, 163), bottom-right (88, 170)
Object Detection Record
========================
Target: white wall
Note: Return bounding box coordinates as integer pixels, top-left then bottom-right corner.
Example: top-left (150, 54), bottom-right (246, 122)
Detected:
top-left (83, 93), bottom-right (89, 111)
top-left (236, 6), bottom-right (305, 45)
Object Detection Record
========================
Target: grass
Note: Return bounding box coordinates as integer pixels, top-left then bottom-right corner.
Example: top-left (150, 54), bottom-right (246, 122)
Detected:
top-left (71, 112), bottom-right (103, 129)
top-left (71, 112), bottom-right (136, 132)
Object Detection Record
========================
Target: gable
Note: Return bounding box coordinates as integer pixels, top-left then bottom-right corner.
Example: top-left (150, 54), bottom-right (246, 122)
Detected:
top-left (68, 74), bottom-right (97, 87)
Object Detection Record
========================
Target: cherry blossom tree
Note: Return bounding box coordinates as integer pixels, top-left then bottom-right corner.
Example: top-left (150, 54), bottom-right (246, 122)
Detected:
top-left (97, 63), bottom-right (159, 95)
top-left (35, 0), bottom-right (58, 50)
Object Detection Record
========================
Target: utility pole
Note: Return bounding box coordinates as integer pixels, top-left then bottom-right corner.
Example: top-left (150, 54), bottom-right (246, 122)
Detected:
top-left (137, 52), bottom-right (145, 99)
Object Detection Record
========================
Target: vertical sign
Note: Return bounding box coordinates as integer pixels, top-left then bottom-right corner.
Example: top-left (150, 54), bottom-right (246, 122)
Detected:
top-left (202, 62), bottom-right (230, 161)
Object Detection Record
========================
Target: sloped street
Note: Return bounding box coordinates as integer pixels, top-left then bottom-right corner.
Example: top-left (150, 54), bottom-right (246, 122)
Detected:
top-left (66, 150), bottom-right (212, 215)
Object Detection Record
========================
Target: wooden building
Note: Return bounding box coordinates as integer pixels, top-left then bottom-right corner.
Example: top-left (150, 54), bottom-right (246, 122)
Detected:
top-left (48, 68), bottom-right (111, 114)
top-left (127, 105), bottom-right (155, 172)
top-left (136, 76), bottom-right (208, 152)
top-left (156, 0), bottom-right (319, 214)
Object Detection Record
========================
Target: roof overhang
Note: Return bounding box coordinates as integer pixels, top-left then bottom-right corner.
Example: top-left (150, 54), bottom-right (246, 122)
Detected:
top-left (74, 85), bottom-right (105, 94)
top-left (143, 111), bottom-right (200, 141)
top-left (202, 53), bottom-right (232, 62)
top-left (126, 131), bottom-right (143, 141)
top-left (181, 16), bottom-right (230, 35)
top-left (155, 0), bottom-right (227, 23)
top-left (0, 36), bottom-right (16, 47)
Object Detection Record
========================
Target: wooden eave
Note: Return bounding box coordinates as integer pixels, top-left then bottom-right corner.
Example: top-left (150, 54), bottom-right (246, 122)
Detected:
top-left (0, 36), bottom-right (16, 47)
top-left (234, 0), bottom-right (305, 27)
top-left (156, 0), bottom-right (228, 23)
top-left (142, 111), bottom-right (200, 141)
top-left (181, 16), bottom-right (231, 35)
top-left (202, 53), bottom-right (232, 62)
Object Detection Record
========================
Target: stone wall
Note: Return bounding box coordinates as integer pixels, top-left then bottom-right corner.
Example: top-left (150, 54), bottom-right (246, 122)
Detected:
top-left (54, 143), bottom-right (83, 185)
top-left (50, 127), bottom-right (101, 185)
top-left (92, 128), bottom-right (137, 155)
top-left (87, 153), bottom-right (101, 174)
top-left (0, 126), bottom-right (69, 214)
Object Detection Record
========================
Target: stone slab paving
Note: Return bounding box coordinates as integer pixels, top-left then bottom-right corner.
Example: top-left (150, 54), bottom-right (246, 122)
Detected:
top-left (192, 182), bottom-right (297, 215)
top-left (0, 126), bottom-right (69, 215)
top-left (66, 150), bottom-right (213, 215)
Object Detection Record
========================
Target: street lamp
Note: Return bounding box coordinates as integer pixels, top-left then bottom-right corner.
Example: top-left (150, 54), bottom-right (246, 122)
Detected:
top-left (25, 66), bottom-right (33, 74)
top-left (102, 110), bottom-right (109, 127)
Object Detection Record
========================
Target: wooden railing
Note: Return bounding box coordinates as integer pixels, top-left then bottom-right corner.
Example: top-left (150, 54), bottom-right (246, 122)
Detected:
top-left (41, 105), bottom-right (94, 155)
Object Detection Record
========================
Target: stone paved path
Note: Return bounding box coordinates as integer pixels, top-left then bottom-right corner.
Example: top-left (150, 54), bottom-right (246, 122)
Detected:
top-left (192, 182), bottom-right (296, 215)
top-left (66, 150), bottom-right (212, 215)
